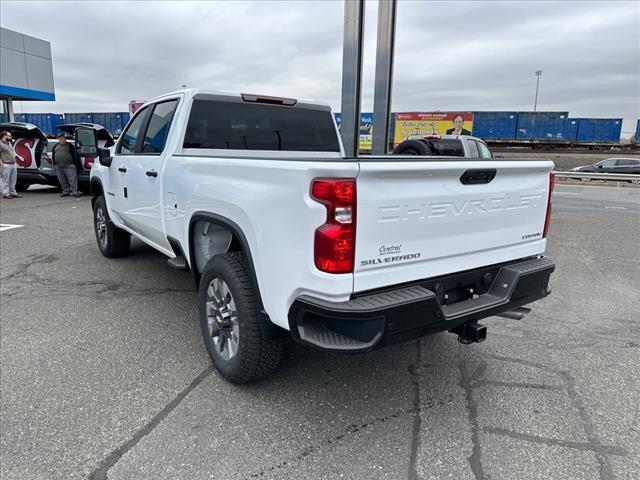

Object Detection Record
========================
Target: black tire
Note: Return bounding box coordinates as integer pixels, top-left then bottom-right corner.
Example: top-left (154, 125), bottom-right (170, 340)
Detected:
top-left (93, 195), bottom-right (131, 258)
top-left (392, 139), bottom-right (431, 155)
top-left (198, 252), bottom-right (283, 384)
top-left (15, 182), bottom-right (30, 192)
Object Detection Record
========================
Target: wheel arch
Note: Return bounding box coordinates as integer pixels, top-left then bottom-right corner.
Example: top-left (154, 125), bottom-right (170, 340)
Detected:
top-left (90, 177), bottom-right (104, 208)
top-left (188, 212), bottom-right (261, 304)
top-left (188, 212), bottom-right (286, 339)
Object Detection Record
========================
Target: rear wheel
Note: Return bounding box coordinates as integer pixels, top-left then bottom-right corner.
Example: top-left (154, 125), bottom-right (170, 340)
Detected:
top-left (198, 252), bottom-right (283, 384)
top-left (15, 182), bottom-right (30, 192)
top-left (93, 195), bottom-right (131, 257)
top-left (630, 178), bottom-right (640, 184)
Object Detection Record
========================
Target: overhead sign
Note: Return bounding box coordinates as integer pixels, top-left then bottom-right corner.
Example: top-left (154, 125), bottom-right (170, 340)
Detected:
top-left (394, 112), bottom-right (474, 146)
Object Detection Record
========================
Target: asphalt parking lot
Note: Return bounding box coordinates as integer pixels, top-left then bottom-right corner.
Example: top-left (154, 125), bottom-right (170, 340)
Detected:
top-left (1, 184), bottom-right (639, 480)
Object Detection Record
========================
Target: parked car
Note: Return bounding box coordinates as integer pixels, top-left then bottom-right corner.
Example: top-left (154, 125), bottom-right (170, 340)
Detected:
top-left (56, 123), bottom-right (116, 188)
top-left (0, 122), bottom-right (51, 191)
top-left (80, 89), bottom-right (555, 383)
top-left (571, 157), bottom-right (640, 183)
top-left (0, 121), bottom-right (116, 191)
top-left (393, 135), bottom-right (496, 158)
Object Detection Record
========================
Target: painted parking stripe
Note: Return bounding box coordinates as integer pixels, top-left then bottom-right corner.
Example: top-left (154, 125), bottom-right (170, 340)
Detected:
top-left (0, 224), bottom-right (24, 232)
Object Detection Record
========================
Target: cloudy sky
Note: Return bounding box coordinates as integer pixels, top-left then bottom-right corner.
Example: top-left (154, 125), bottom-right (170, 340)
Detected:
top-left (2, 0), bottom-right (639, 136)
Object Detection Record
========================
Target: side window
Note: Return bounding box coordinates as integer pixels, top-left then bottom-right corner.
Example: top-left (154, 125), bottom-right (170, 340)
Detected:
top-left (478, 141), bottom-right (492, 158)
top-left (616, 159), bottom-right (639, 166)
top-left (598, 159), bottom-right (617, 167)
top-left (467, 140), bottom-right (479, 158)
top-left (117, 106), bottom-right (151, 154)
top-left (141, 100), bottom-right (179, 154)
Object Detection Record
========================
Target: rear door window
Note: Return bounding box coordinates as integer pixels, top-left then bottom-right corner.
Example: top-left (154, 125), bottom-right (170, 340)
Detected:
top-left (425, 139), bottom-right (464, 157)
top-left (616, 159), bottom-right (639, 166)
top-left (183, 100), bottom-right (340, 152)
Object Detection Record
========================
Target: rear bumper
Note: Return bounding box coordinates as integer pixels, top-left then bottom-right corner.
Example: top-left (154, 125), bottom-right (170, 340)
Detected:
top-left (288, 256), bottom-right (555, 352)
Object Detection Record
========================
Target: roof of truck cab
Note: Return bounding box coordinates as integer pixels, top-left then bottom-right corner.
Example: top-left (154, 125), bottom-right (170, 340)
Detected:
top-left (146, 89), bottom-right (331, 108)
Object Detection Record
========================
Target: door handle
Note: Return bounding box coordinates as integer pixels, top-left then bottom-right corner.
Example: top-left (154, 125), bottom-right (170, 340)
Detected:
top-left (118, 166), bottom-right (127, 173)
top-left (460, 169), bottom-right (497, 185)
top-left (146, 170), bottom-right (158, 178)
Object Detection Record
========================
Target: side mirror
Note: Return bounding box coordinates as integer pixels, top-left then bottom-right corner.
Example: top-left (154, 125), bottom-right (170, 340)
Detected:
top-left (98, 147), bottom-right (112, 167)
top-left (597, 164), bottom-right (603, 168)
top-left (494, 155), bottom-right (504, 159)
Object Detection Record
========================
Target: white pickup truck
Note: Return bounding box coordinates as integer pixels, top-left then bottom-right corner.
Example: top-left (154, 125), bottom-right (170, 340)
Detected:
top-left (79, 89), bottom-right (555, 383)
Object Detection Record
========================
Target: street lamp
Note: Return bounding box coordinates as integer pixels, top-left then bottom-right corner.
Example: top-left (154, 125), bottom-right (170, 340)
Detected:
top-left (533, 70), bottom-right (542, 112)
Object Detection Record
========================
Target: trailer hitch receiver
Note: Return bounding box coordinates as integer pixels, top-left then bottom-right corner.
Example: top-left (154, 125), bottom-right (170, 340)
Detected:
top-left (451, 321), bottom-right (487, 344)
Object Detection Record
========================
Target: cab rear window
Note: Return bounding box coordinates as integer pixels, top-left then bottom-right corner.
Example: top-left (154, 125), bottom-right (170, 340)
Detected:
top-left (183, 100), bottom-right (340, 152)
top-left (425, 139), bottom-right (464, 156)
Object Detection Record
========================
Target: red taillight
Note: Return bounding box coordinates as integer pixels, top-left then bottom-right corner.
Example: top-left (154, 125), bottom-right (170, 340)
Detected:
top-left (311, 178), bottom-right (356, 274)
top-left (543, 172), bottom-right (555, 238)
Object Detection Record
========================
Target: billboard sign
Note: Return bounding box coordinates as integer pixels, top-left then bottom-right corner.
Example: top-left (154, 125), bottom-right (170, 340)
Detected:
top-left (334, 113), bottom-right (374, 151)
top-left (394, 112), bottom-right (474, 146)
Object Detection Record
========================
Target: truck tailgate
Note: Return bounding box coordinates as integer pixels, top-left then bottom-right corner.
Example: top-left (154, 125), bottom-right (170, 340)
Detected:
top-left (354, 160), bottom-right (553, 293)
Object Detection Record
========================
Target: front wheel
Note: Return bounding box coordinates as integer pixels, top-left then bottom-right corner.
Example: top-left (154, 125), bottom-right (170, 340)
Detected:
top-left (630, 178), bottom-right (640, 184)
top-left (198, 252), bottom-right (283, 384)
top-left (93, 195), bottom-right (131, 257)
top-left (15, 182), bottom-right (30, 192)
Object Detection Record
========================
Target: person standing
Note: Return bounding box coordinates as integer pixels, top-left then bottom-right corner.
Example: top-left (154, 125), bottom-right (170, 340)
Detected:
top-left (52, 133), bottom-right (81, 197)
top-left (0, 130), bottom-right (21, 199)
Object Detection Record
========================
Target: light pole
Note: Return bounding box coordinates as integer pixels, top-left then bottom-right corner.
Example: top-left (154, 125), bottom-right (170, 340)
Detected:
top-left (533, 70), bottom-right (542, 112)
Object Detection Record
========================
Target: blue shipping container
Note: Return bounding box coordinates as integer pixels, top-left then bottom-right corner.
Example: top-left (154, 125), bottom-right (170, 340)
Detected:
top-left (13, 113), bottom-right (64, 135)
top-left (516, 112), bottom-right (569, 140)
top-left (121, 112), bottom-right (131, 130)
top-left (64, 112), bottom-right (131, 135)
top-left (471, 111), bottom-right (518, 140)
top-left (565, 118), bottom-right (579, 141)
top-left (574, 118), bottom-right (622, 143)
top-left (64, 113), bottom-right (91, 123)
top-left (636, 119), bottom-right (640, 142)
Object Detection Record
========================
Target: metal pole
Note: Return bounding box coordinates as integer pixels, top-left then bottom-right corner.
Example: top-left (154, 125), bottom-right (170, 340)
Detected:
top-left (340, 0), bottom-right (365, 158)
top-left (371, 0), bottom-right (397, 155)
top-left (533, 70), bottom-right (542, 113)
top-left (6, 97), bottom-right (15, 122)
